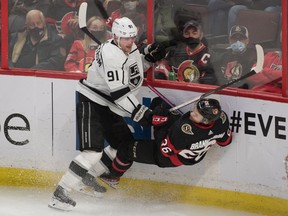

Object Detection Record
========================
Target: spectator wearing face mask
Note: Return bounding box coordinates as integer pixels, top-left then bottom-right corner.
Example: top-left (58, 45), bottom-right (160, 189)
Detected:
top-left (212, 25), bottom-right (257, 88)
top-left (64, 16), bottom-right (112, 73)
top-left (155, 19), bottom-right (217, 85)
top-left (9, 9), bottom-right (66, 71)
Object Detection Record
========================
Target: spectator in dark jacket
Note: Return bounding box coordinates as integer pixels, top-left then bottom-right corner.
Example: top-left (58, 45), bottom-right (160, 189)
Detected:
top-left (9, 9), bottom-right (66, 71)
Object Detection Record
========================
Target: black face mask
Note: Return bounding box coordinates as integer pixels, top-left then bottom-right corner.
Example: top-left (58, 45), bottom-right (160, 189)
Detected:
top-left (182, 37), bottom-right (200, 49)
top-left (29, 27), bottom-right (45, 41)
top-left (90, 30), bottom-right (106, 41)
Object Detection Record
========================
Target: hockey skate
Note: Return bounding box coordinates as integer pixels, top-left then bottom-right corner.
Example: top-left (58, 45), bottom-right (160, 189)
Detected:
top-left (99, 173), bottom-right (120, 189)
top-left (75, 173), bottom-right (107, 198)
top-left (48, 185), bottom-right (76, 211)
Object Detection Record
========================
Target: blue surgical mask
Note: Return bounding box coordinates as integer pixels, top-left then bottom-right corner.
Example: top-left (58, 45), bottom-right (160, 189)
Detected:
top-left (229, 40), bottom-right (246, 53)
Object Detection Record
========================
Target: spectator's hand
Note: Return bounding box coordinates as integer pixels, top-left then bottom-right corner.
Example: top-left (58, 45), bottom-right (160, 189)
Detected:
top-left (143, 42), bottom-right (166, 63)
top-left (67, 17), bottom-right (79, 30)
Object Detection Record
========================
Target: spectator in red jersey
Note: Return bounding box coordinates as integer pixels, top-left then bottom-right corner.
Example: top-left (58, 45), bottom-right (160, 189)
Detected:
top-left (64, 16), bottom-right (112, 73)
top-left (45, 0), bottom-right (85, 52)
top-left (246, 50), bottom-right (282, 94)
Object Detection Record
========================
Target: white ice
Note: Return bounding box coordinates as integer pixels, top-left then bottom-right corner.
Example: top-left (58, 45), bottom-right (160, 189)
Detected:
top-left (0, 186), bottom-right (263, 216)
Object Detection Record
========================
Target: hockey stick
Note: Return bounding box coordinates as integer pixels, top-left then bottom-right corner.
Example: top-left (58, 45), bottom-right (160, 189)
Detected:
top-left (79, 2), bottom-right (101, 45)
top-left (94, 0), bottom-right (109, 19)
top-left (146, 82), bottom-right (184, 115)
top-left (169, 44), bottom-right (265, 112)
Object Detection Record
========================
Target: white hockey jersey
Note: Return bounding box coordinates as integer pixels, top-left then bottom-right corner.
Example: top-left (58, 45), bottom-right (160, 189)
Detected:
top-left (77, 39), bottom-right (145, 116)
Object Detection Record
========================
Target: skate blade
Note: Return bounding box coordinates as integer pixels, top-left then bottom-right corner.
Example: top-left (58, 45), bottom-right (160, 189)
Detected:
top-left (48, 196), bottom-right (75, 211)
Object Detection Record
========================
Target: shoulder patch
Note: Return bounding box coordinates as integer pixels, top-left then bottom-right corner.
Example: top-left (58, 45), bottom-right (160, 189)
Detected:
top-left (220, 111), bottom-right (227, 124)
top-left (181, 124), bottom-right (194, 135)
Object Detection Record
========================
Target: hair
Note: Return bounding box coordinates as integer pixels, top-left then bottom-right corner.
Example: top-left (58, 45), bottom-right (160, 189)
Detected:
top-left (83, 16), bottom-right (106, 50)
top-left (25, 9), bottom-right (46, 27)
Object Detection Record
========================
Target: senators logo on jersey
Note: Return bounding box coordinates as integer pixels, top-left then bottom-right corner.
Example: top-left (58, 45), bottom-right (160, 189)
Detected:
top-left (174, 60), bottom-right (200, 82)
top-left (181, 124), bottom-right (194, 135)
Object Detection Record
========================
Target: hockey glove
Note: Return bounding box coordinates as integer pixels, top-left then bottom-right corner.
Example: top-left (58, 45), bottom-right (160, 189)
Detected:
top-left (151, 105), bottom-right (170, 126)
top-left (131, 104), bottom-right (153, 127)
top-left (143, 42), bottom-right (166, 63)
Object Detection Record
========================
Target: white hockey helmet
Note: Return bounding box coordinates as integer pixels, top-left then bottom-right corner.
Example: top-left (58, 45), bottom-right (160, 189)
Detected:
top-left (112, 17), bottom-right (138, 38)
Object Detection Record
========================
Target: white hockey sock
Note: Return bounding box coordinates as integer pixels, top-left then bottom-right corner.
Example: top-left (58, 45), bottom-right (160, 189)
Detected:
top-left (89, 146), bottom-right (117, 177)
top-left (58, 151), bottom-right (102, 191)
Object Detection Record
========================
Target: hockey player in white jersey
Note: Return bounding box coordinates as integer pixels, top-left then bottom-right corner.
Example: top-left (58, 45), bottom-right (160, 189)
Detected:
top-left (48, 17), bottom-right (166, 211)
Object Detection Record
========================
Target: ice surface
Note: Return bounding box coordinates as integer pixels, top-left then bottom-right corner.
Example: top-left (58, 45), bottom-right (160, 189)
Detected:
top-left (0, 186), bottom-right (263, 216)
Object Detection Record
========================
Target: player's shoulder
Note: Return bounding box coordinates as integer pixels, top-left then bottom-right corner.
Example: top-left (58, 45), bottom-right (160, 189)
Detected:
top-left (101, 40), bottom-right (127, 62)
top-left (217, 111), bottom-right (229, 126)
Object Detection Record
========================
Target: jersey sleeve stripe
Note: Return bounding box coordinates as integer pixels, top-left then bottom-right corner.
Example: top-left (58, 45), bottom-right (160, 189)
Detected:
top-left (217, 129), bottom-right (232, 146)
top-left (111, 86), bottom-right (130, 101)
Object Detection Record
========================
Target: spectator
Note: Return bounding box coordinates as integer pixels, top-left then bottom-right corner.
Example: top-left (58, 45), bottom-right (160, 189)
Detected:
top-left (246, 50), bottom-right (282, 93)
top-left (9, 9), bottom-right (66, 71)
top-left (103, 0), bottom-right (122, 16)
top-left (64, 16), bottom-right (112, 73)
top-left (212, 25), bottom-right (257, 87)
top-left (246, 30), bottom-right (282, 93)
top-left (104, 1), bottom-right (147, 47)
top-left (45, 0), bottom-right (85, 52)
top-left (106, 0), bottom-right (146, 29)
top-left (156, 19), bottom-right (217, 85)
top-left (8, 0), bottom-right (51, 35)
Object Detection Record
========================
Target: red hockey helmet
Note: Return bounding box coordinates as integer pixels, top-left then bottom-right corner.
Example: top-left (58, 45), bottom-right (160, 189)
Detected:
top-left (196, 98), bottom-right (221, 122)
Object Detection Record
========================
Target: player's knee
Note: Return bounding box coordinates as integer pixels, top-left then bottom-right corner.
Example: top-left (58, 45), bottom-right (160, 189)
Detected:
top-left (104, 146), bottom-right (117, 160)
top-left (73, 150), bottom-right (103, 170)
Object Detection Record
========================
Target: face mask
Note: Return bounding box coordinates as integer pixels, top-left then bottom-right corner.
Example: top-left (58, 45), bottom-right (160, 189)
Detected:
top-left (29, 27), bottom-right (45, 40)
top-left (182, 37), bottom-right (200, 49)
top-left (90, 30), bottom-right (106, 41)
top-left (229, 40), bottom-right (246, 53)
top-left (123, 1), bottom-right (137, 11)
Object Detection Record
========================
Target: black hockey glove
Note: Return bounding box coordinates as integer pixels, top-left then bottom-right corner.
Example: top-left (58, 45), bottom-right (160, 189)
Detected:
top-left (131, 104), bottom-right (153, 127)
top-left (143, 42), bottom-right (166, 63)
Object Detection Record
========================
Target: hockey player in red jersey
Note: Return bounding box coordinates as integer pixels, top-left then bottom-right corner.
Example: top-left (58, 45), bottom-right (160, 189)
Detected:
top-left (99, 97), bottom-right (232, 189)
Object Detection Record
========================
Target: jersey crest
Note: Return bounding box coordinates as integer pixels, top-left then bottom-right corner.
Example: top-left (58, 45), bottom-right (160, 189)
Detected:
top-left (174, 60), bottom-right (200, 82)
top-left (220, 111), bottom-right (227, 124)
top-left (129, 62), bottom-right (141, 88)
top-left (224, 61), bottom-right (243, 80)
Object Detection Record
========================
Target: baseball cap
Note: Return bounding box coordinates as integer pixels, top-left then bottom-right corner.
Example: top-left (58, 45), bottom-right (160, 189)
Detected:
top-left (229, 25), bottom-right (249, 38)
top-left (183, 20), bottom-right (201, 32)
